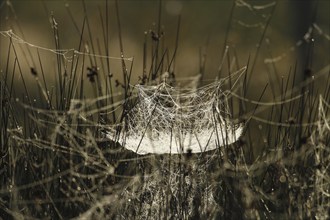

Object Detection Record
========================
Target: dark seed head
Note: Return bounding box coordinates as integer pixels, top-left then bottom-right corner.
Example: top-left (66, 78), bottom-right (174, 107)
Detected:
top-left (186, 148), bottom-right (193, 158)
top-left (30, 67), bottom-right (37, 76)
top-left (87, 66), bottom-right (98, 82)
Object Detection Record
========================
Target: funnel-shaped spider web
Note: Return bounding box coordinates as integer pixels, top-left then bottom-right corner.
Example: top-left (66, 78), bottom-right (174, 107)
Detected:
top-left (108, 79), bottom-right (243, 154)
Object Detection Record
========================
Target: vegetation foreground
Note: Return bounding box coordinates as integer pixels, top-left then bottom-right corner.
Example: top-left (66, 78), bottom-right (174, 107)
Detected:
top-left (0, 0), bottom-right (329, 219)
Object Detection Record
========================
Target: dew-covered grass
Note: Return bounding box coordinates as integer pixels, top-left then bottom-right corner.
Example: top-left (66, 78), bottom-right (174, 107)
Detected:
top-left (0, 0), bottom-right (329, 219)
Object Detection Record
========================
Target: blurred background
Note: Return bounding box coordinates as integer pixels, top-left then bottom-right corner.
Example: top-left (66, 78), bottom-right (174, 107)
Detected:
top-left (0, 2), bottom-right (329, 219)
top-left (1, 0), bottom-right (329, 154)
top-left (1, 0), bottom-right (328, 85)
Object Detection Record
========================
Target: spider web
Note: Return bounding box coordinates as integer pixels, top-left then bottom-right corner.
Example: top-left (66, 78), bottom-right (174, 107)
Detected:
top-left (107, 67), bottom-right (245, 155)
top-left (0, 29), bottom-right (134, 62)
top-left (1, 0), bottom-right (329, 219)
top-left (303, 96), bottom-right (330, 220)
